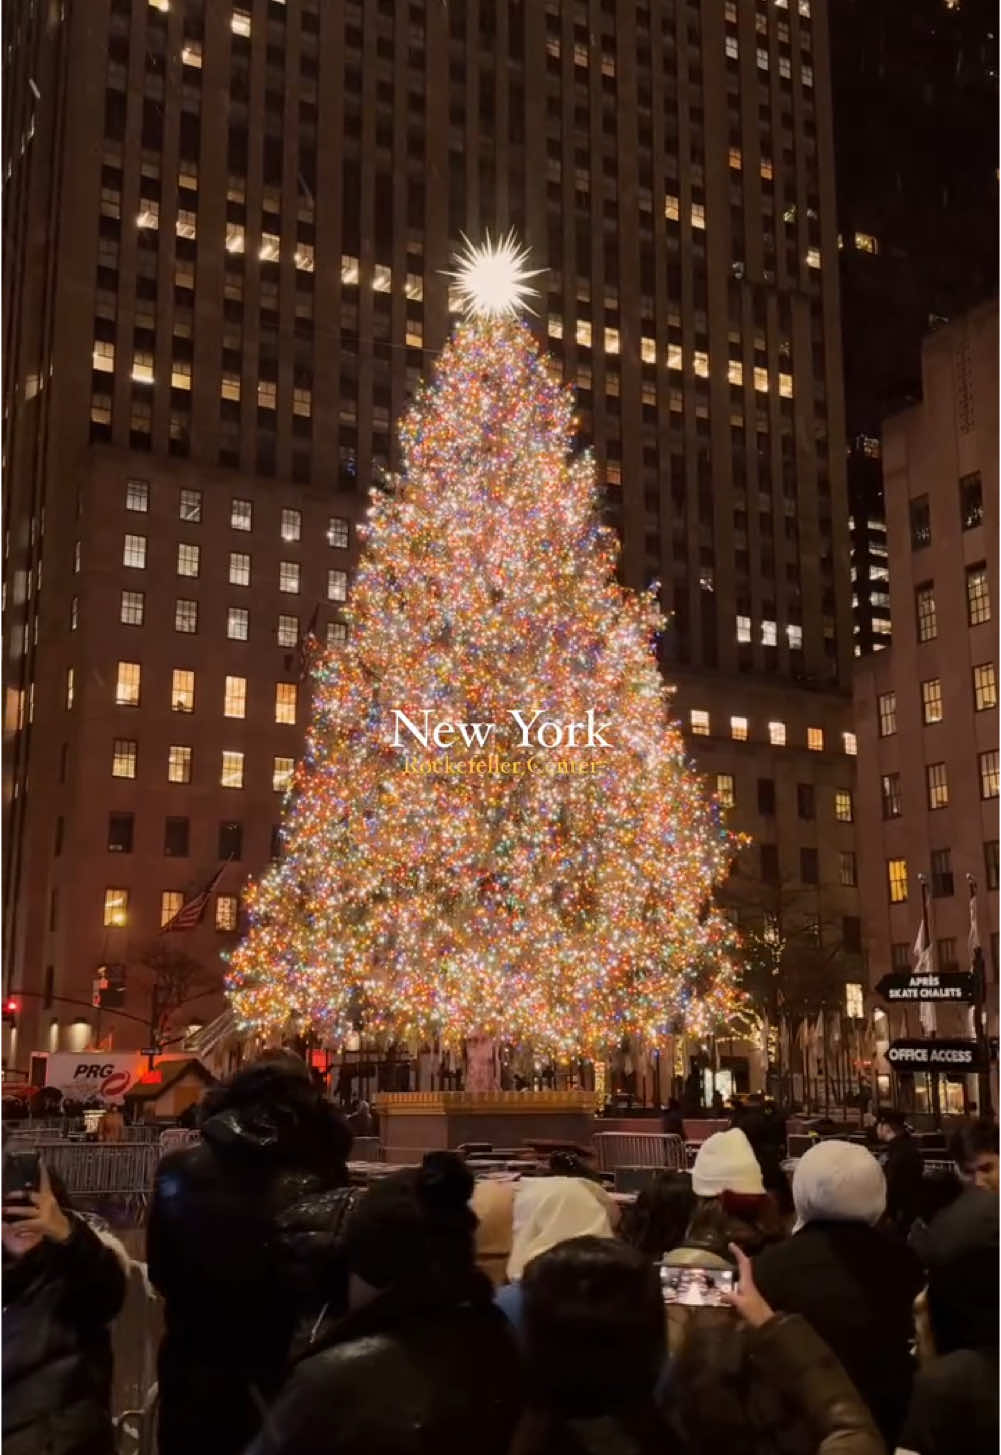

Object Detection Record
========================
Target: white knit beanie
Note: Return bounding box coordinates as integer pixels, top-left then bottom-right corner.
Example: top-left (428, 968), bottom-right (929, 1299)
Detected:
top-left (691, 1127), bottom-right (765, 1197)
top-left (792, 1139), bottom-right (886, 1232)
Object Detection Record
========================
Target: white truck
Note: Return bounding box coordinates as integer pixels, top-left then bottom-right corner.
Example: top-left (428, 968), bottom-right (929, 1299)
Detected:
top-left (32, 1052), bottom-right (148, 1105)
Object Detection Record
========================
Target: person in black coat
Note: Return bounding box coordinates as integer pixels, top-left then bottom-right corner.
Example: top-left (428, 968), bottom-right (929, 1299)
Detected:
top-left (509, 1236), bottom-right (669, 1455)
top-left (147, 1052), bottom-right (355, 1455)
top-left (901, 1187), bottom-right (999, 1455)
top-left (753, 1138), bottom-right (923, 1447)
top-left (875, 1107), bottom-right (925, 1232)
top-left (245, 1152), bottom-right (522, 1455)
top-left (3, 1161), bottom-right (127, 1455)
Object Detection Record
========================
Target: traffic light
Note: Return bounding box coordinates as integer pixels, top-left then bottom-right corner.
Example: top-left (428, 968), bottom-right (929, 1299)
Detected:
top-left (2, 996), bottom-right (20, 1026)
top-left (93, 964), bottom-right (126, 1010)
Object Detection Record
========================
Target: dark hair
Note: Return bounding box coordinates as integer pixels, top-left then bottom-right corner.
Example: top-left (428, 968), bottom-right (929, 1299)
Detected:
top-left (342, 1151), bottom-right (486, 1302)
top-left (521, 1236), bottom-right (666, 1418)
top-left (876, 1107), bottom-right (907, 1130)
top-left (199, 1054), bottom-right (352, 1175)
top-left (620, 1171), bottom-right (695, 1259)
top-left (949, 1120), bottom-right (999, 1170)
top-left (667, 1320), bottom-right (759, 1455)
top-left (926, 1187), bottom-right (999, 1355)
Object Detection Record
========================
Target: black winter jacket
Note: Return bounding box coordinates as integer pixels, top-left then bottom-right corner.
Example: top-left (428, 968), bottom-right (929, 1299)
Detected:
top-left (754, 1218), bottom-right (922, 1446)
top-left (244, 1278), bottom-right (522, 1455)
top-left (147, 1097), bottom-right (357, 1455)
top-left (881, 1132), bottom-right (925, 1231)
top-left (898, 1349), bottom-right (998, 1455)
top-left (2, 1216), bottom-right (127, 1455)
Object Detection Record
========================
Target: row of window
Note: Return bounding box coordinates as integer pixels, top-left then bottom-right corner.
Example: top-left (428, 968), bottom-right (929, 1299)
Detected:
top-left (908, 472), bottom-right (984, 550)
top-left (692, 712), bottom-right (856, 755)
top-left (125, 478), bottom-right (351, 548)
top-left (111, 737), bottom-right (293, 791)
top-left (915, 564), bottom-right (991, 643)
top-left (714, 773), bottom-right (853, 824)
top-left (106, 809), bottom-right (271, 864)
top-left (108, 663), bottom-right (298, 721)
top-left (113, 593), bottom-right (327, 648)
top-left (103, 883), bottom-right (240, 933)
top-left (121, 534), bottom-right (349, 601)
top-left (887, 841), bottom-right (1000, 904)
top-left (880, 751), bottom-right (999, 817)
top-left (752, 844), bottom-right (850, 896)
top-left (877, 665), bottom-right (996, 736)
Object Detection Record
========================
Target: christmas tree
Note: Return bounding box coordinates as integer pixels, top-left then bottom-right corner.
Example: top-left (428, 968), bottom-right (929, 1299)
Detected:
top-left (228, 236), bottom-right (743, 1059)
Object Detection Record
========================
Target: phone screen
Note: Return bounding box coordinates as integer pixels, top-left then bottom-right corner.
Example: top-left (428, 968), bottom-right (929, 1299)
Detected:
top-left (660, 1263), bottom-right (736, 1308)
top-left (3, 1150), bottom-right (41, 1215)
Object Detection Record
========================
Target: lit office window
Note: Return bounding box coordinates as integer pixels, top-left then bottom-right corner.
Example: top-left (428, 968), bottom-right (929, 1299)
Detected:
top-left (112, 739), bottom-right (137, 779)
top-left (231, 498), bottom-right (253, 531)
top-left (731, 716), bottom-right (748, 742)
top-left (887, 858), bottom-right (908, 904)
top-left (843, 732), bottom-right (858, 755)
top-left (834, 790), bottom-right (853, 823)
top-left (227, 607), bottom-right (249, 641)
top-left (281, 508), bottom-right (302, 543)
top-left (126, 480), bottom-right (149, 512)
top-left (123, 534), bottom-right (147, 569)
top-left (768, 721), bottom-right (786, 746)
top-left (280, 562), bottom-right (301, 594)
top-left (967, 563), bottom-right (991, 626)
top-left (120, 590), bottom-right (145, 626)
top-left (921, 679), bottom-right (943, 725)
top-left (168, 745), bottom-right (192, 784)
top-left (115, 661), bottom-right (141, 707)
top-left (275, 683), bottom-right (297, 725)
top-left (277, 615), bottom-right (298, 648)
top-left (715, 773), bottom-right (735, 809)
top-left (103, 888), bottom-right (129, 927)
top-left (273, 756), bottom-right (294, 792)
top-left (690, 710), bottom-right (710, 736)
top-left (221, 750), bottom-right (245, 788)
top-left (175, 598), bottom-right (198, 633)
top-left (215, 895), bottom-right (239, 931)
top-left (229, 552), bottom-right (251, 586)
top-left (224, 676), bottom-right (247, 719)
top-left (807, 727), bottom-right (823, 751)
top-left (171, 669), bottom-right (195, 713)
top-left (973, 663), bottom-right (997, 711)
top-left (161, 891), bottom-right (183, 928)
top-left (878, 692), bottom-right (896, 736)
top-left (926, 762), bottom-right (949, 810)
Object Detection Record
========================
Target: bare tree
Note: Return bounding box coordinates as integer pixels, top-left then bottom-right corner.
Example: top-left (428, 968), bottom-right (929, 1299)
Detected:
top-left (139, 945), bottom-right (222, 1048)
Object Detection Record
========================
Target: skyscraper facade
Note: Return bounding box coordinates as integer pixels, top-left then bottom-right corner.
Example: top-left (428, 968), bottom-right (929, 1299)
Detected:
top-left (830, 0), bottom-right (998, 657)
top-left (3, 0), bottom-right (857, 1067)
top-left (854, 301), bottom-right (998, 1112)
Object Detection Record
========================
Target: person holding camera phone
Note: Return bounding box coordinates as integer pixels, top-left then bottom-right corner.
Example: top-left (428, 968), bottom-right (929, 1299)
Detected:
top-left (2, 1153), bottom-right (128, 1455)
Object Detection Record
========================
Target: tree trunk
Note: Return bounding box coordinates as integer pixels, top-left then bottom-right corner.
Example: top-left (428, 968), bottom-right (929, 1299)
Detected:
top-left (465, 1035), bottom-right (499, 1092)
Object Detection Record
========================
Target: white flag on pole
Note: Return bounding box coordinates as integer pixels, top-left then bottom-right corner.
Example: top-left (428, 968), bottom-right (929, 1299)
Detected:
top-left (914, 916), bottom-right (937, 1033)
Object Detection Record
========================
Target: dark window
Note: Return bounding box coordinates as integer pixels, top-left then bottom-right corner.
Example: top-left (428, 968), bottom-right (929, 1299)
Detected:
top-left (930, 848), bottom-right (954, 898)
top-left (218, 820), bottom-right (243, 860)
top-left (891, 943), bottom-right (911, 971)
top-left (757, 778), bottom-right (776, 815)
top-left (842, 915), bottom-right (862, 953)
top-left (760, 844), bottom-right (779, 883)
top-left (800, 847), bottom-right (819, 884)
top-left (985, 840), bottom-right (1000, 891)
top-left (909, 495), bottom-right (931, 549)
top-left (270, 824), bottom-right (283, 860)
top-left (49, 889), bottom-right (58, 931)
top-left (960, 471), bottom-right (983, 530)
top-left (108, 812), bottom-right (134, 854)
top-left (43, 965), bottom-right (54, 1008)
top-left (164, 817), bottom-right (189, 857)
top-left (796, 783), bottom-right (815, 820)
top-left (54, 816), bottom-right (64, 857)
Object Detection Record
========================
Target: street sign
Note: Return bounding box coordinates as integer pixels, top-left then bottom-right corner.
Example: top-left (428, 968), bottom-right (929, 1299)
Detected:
top-left (887, 1039), bottom-right (985, 1071)
top-left (876, 972), bottom-right (975, 1004)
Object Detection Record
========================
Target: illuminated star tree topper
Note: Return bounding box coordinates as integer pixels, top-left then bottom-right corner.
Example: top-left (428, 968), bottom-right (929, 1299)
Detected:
top-left (444, 229), bottom-right (545, 317)
top-left (227, 235), bottom-right (744, 1058)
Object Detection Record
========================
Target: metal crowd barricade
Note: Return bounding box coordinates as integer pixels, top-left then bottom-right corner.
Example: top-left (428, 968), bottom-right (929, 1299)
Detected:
top-left (158, 1127), bottom-right (201, 1155)
top-left (30, 1142), bottom-right (159, 1217)
top-left (592, 1132), bottom-right (686, 1173)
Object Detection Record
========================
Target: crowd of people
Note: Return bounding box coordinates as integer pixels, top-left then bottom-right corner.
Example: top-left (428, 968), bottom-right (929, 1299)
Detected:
top-left (2, 1051), bottom-right (998, 1455)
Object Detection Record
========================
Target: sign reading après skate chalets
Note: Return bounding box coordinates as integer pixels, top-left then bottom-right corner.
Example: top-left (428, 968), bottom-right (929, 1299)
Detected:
top-left (390, 708), bottom-right (612, 778)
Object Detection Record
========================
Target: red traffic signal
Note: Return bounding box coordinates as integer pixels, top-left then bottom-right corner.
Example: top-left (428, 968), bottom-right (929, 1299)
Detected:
top-left (2, 996), bottom-right (20, 1024)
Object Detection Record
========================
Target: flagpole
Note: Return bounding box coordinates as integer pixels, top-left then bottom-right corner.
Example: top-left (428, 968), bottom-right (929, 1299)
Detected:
top-left (918, 873), bottom-right (941, 1126)
top-left (967, 875), bottom-right (994, 1118)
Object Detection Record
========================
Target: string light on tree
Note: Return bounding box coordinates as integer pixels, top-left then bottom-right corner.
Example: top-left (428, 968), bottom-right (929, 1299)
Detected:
top-left (226, 236), bottom-right (746, 1058)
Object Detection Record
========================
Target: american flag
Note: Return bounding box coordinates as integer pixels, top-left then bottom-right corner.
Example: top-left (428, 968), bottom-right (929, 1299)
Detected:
top-left (160, 862), bottom-right (228, 934)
